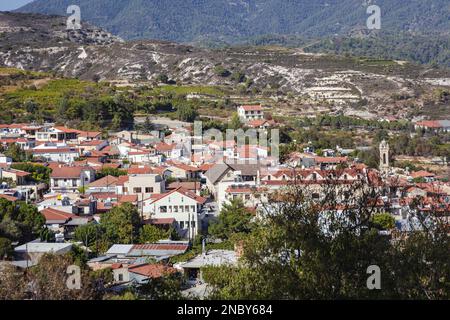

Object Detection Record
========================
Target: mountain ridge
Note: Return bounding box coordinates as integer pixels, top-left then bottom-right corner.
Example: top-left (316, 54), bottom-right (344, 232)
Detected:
top-left (16, 0), bottom-right (450, 43)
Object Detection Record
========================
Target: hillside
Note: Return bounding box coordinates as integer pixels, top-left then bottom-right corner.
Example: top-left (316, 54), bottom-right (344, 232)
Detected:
top-left (15, 0), bottom-right (450, 67)
top-left (0, 11), bottom-right (449, 122)
top-left (17, 0), bottom-right (450, 42)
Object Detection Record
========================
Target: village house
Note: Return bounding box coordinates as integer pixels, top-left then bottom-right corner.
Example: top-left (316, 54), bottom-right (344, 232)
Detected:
top-left (50, 166), bottom-right (96, 193)
top-left (237, 105), bottom-right (264, 123)
top-left (32, 143), bottom-right (80, 163)
top-left (205, 162), bottom-right (265, 211)
top-left (0, 138), bottom-right (35, 150)
top-left (78, 139), bottom-right (109, 155)
top-left (40, 207), bottom-right (93, 240)
top-left (88, 241), bottom-right (189, 271)
top-left (112, 263), bottom-right (179, 285)
top-left (142, 187), bottom-right (207, 238)
top-left (35, 126), bottom-right (81, 143)
top-left (167, 162), bottom-right (201, 180)
top-left (87, 175), bottom-right (119, 194)
top-left (116, 173), bottom-right (165, 198)
top-left (414, 120), bottom-right (450, 133)
top-left (0, 168), bottom-right (30, 185)
top-left (0, 153), bottom-right (12, 166)
top-left (14, 241), bottom-right (73, 266)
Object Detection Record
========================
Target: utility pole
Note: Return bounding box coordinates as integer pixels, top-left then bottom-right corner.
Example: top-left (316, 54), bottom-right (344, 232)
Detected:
top-left (141, 192), bottom-right (145, 221)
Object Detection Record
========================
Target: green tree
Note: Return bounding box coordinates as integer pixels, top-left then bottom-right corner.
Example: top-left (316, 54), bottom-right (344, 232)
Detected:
top-left (203, 182), bottom-right (450, 299)
top-left (110, 113), bottom-right (122, 131)
top-left (96, 167), bottom-right (127, 179)
top-left (0, 199), bottom-right (44, 243)
top-left (139, 224), bottom-right (170, 243)
top-left (371, 213), bottom-right (396, 230)
top-left (143, 116), bottom-right (154, 133)
top-left (176, 104), bottom-right (198, 122)
top-left (39, 227), bottom-right (55, 242)
top-left (4, 144), bottom-right (28, 162)
top-left (228, 112), bottom-right (242, 130)
top-left (213, 65), bottom-right (231, 77)
top-left (231, 71), bottom-right (246, 83)
top-left (74, 223), bottom-right (102, 248)
top-left (156, 74), bottom-right (169, 84)
top-left (209, 198), bottom-right (253, 240)
top-left (100, 203), bottom-right (141, 245)
top-left (11, 163), bottom-right (52, 184)
top-left (0, 237), bottom-right (13, 259)
top-left (137, 272), bottom-right (183, 300)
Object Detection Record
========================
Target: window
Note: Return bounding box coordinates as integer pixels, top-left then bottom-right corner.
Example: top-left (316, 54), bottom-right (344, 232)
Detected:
top-left (174, 206), bottom-right (178, 213)
top-left (185, 221), bottom-right (189, 228)
top-left (180, 221), bottom-right (184, 229)
top-left (118, 274), bottom-right (123, 282)
top-left (191, 221), bottom-right (196, 228)
top-left (185, 205), bottom-right (190, 212)
top-left (245, 194), bottom-right (251, 200)
top-left (145, 187), bottom-right (154, 193)
top-left (123, 187), bottom-right (128, 193)
top-left (134, 187), bottom-right (142, 193)
top-left (312, 193), bottom-right (320, 200)
top-left (191, 205), bottom-right (196, 212)
top-left (160, 206), bottom-right (167, 213)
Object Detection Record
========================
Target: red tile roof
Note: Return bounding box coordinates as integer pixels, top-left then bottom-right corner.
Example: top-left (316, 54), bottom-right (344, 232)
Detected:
top-left (410, 170), bottom-right (435, 179)
top-left (33, 148), bottom-right (79, 154)
top-left (145, 218), bottom-right (176, 225)
top-left (415, 121), bottom-right (442, 128)
top-left (127, 167), bottom-right (154, 175)
top-left (50, 166), bottom-right (93, 178)
top-left (116, 175), bottom-right (129, 186)
top-left (132, 243), bottom-right (189, 252)
top-left (240, 105), bottom-right (263, 111)
top-left (154, 142), bottom-right (176, 152)
top-left (88, 175), bottom-right (119, 188)
top-left (314, 156), bottom-right (348, 164)
top-left (53, 126), bottom-right (82, 134)
top-left (118, 195), bottom-right (138, 204)
top-left (79, 131), bottom-right (102, 138)
top-left (128, 264), bottom-right (178, 278)
top-left (41, 208), bottom-right (75, 222)
top-left (0, 194), bottom-right (19, 202)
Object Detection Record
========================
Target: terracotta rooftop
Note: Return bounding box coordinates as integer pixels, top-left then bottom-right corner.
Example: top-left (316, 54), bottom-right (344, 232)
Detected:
top-left (41, 208), bottom-right (75, 222)
top-left (128, 263), bottom-right (178, 278)
top-left (240, 105), bottom-right (263, 111)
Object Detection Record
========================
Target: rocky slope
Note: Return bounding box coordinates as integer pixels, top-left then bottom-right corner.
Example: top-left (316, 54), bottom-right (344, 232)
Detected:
top-left (1, 12), bottom-right (449, 120)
